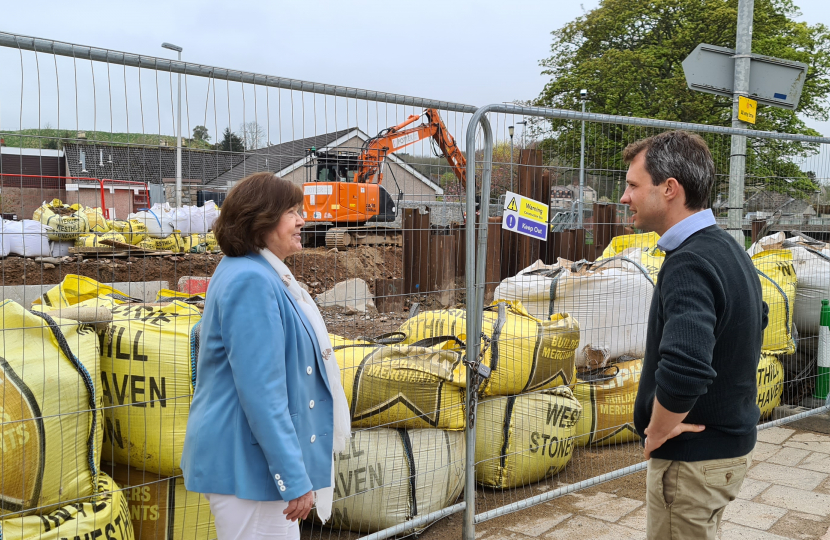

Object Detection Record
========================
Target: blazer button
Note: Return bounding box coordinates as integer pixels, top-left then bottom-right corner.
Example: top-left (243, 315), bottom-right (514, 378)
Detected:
top-left (309, 400), bottom-right (315, 409)
top-left (280, 486), bottom-right (286, 492)
top-left (278, 480), bottom-right (284, 486)
top-left (310, 435), bottom-right (316, 443)
top-left (275, 474), bottom-right (281, 480)
top-left (307, 366), bottom-right (313, 375)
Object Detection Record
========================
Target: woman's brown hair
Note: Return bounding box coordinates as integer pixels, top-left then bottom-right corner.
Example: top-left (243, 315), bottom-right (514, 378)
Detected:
top-left (213, 172), bottom-right (303, 257)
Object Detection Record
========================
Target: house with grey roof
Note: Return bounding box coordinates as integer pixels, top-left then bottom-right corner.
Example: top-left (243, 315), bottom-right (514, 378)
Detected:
top-left (209, 128), bottom-right (443, 202)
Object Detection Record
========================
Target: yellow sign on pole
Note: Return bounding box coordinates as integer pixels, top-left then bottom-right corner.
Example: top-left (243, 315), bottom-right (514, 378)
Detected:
top-left (738, 96), bottom-right (757, 124)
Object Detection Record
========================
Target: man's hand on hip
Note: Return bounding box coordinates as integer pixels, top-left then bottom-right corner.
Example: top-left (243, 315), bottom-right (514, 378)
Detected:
top-left (644, 396), bottom-right (705, 459)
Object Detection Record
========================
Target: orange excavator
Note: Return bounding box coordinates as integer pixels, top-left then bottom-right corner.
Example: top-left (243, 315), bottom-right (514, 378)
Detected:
top-left (302, 108), bottom-right (466, 248)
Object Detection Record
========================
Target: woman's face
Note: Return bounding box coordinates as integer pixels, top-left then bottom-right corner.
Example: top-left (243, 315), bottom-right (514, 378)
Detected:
top-left (265, 204), bottom-right (305, 260)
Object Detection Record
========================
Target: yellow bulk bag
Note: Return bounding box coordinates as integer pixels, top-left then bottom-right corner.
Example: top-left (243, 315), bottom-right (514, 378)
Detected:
top-left (108, 462), bottom-right (215, 540)
top-left (41, 208), bottom-right (90, 241)
top-left (33, 275), bottom-right (140, 308)
top-left (400, 301), bottom-right (579, 396)
top-left (573, 358), bottom-right (642, 446)
top-left (111, 220), bottom-right (148, 245)
top-left (101, 302), bottom-right (202, 476)
top-left (600, 231), bottom-right (661, 258)
top-left (155, 289), bottom-right (206, 304)
top-left (322, 428), bottom-right (464, 534)
top-left (599, 232), bottom-right (665, 281)
top-left (475, 387), bottom-right (581, 488)
top-left (0, 300), bottom-right (103, 516)
top-left (137, 234), bottom-right (184, 252)
top-left (752, 250), bottom-right (797, 354)
top-left (75, 232), bottom-right (128, 248)
top-left (205, 232), bottom-right (217, 251)
top-left (0, 473), bottom-right (133, 540)
top-left (331, 334), bottom-right (468, 430)
top-left (32, 200), bottom-right (60, 222)
top-left (183, 234), bottom-right (208, 253)
top-left (83, 207), bottom-right (111, 233)
top-left (757, 354), bottom-right (784, 418)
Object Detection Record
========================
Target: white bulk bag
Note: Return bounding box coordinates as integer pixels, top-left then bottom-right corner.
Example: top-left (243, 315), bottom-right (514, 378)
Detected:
top-left (494, 257), bottom-right (655, 368)
top-left (6, 220), bottom-right (51, 257)
top-left (168, 206), bottom-right (192, 235)
top-left (0, 220), bottom-right (13, 257)
top-left (750, 233), bottom-right (830, 336)
top-left (189, 201), bottom-right (220, 234)
top-left (129, 203), bottom-right (173, 238)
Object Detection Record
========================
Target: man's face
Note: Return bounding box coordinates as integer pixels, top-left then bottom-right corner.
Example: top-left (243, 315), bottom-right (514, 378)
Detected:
top-left (620, 151), bottom-right (666, 233)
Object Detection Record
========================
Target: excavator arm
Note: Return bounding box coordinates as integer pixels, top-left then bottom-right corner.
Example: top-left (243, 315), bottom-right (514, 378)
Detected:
top-left (355, 108), bottom-right (467, 187)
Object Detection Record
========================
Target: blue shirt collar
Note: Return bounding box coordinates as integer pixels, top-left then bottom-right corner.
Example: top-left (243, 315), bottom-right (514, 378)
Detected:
top-left (656, 209), bottom-right (716, 251)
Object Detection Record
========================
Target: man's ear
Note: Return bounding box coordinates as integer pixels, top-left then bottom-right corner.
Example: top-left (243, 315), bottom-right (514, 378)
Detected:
top-left (664, 177), bottom-right (683, 203)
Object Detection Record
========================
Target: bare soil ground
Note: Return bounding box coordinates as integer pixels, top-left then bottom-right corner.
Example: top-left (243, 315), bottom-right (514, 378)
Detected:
top-left (0, 246), bottom-right (404, 297)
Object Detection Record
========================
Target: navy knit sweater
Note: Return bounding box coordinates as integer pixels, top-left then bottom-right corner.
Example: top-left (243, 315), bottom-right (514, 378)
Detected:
top-left (633, 225), bottom-right (769, 462)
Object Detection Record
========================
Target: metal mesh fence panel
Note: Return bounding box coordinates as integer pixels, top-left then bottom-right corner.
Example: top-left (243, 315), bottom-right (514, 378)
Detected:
top-left (462, 104), bottom-right (830, 532)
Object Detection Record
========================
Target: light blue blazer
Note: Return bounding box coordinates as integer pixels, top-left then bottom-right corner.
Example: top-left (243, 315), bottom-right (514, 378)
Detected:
top-left (181, 252), bottom-right (334, 502)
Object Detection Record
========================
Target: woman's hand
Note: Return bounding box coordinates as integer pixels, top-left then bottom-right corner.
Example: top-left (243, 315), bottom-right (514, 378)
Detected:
top-left (284, 491), bottom-right (314, 522)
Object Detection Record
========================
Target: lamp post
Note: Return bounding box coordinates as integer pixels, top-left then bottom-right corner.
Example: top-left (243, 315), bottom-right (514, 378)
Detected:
top-left (162, 42), bottom-right (183, 208)
top-left (578, 89), bottom-right (588, 229)
top-left (508, 125), bottom-right (514, 192)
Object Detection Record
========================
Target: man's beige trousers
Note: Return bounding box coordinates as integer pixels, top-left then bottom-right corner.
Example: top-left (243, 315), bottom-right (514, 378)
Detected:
top-left (646, 451), bottom-right (753, 539)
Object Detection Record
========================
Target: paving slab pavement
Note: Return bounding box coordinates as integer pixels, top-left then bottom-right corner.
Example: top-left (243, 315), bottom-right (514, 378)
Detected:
top-left (473, 424), bottom-right (830, 540)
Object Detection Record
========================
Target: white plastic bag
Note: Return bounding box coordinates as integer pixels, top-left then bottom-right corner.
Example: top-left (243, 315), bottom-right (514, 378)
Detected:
top-left (189, 201), bottom-right (220, 234)
top-left (129, 202), bottom-right (173, 238)
top-left (5, 220), bottom-right (51, 257)
top-left (494, 257), bottom-right (655, 367)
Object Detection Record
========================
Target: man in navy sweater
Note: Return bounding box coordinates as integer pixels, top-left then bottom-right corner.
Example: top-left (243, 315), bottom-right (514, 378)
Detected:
top-left (620, 130), bottom-right (768, 539)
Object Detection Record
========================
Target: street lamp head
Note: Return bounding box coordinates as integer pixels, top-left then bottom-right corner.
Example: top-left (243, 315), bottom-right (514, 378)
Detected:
top-left (161, 42), bottom-right (183, 53)
top-left (580, 88), bottom-right (588, 100)
top-left (508, 125), bottom-right (514, 138)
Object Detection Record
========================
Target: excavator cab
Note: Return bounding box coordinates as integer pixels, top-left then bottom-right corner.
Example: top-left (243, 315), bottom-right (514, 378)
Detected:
top-left (302, 150), bottom-right (398, 245)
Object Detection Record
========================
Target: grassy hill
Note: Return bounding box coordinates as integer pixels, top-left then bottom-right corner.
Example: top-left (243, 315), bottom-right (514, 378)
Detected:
top-left (0, 129), bottom-right (213, 150)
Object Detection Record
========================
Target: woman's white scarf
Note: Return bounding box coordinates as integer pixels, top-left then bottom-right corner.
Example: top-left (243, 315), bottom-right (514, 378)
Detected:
top-left (260, 248), bottom-right (351, 523)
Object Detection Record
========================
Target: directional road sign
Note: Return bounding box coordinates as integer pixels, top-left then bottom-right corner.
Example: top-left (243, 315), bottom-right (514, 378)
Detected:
top-left (682, 43), bottom-right (808, 110)
top-left (502, 191), bottom-right (548, 241)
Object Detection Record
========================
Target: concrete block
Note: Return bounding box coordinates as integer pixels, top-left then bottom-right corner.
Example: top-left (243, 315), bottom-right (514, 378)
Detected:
top-left (505, 513), bottom-right (571, 537)
top-left (772, 404), bottom-right (809, 420)
top-left (747, 462), bottom-right (827, 490)
top-left (721, 499), bottom-right (787, 530)
top-left (1, 281), bottom-right (168, 307)
top-left (757, 427), bottom-right (795, 445)
top-left (766, 447), bottom-right (811, 466)
top-left (737, 478), bottom-right (771, 500)
top-left (542, 516), bottom-right (645, 540)
top-left (178, 276), bottom-right (210, 295)
top-left (316, 278), bottom-right (375, 313)
top-left (757, 485), bottom-right (830, 516)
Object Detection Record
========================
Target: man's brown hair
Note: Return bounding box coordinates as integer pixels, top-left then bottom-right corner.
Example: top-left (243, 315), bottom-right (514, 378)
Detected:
top-left (213, 172), bottom-right (303, 257)
top-left (622, 130), bottom-right (715, 210)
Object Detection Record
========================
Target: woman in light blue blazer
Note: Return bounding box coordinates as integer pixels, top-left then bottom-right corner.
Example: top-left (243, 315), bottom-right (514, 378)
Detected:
top-left (181, 173), bottom-right (350, 540)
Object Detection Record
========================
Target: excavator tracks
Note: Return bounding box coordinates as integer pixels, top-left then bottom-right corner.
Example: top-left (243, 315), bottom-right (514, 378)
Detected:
top-left (324, 227), bottom-right (402, 249)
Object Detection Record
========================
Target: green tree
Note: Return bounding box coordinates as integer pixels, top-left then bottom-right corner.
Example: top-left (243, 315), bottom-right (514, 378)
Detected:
top-left (218, 128), bottom-right (244, 153)
top-left (192, 125), bottom-right (211, 142)
top-left (536, 0), bottom-right (829, 200)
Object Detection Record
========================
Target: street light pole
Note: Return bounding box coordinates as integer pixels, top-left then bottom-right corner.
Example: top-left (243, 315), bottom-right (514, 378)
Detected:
top-left (578, 89), bottom-right (588, 229)
top-left (508, 125), bottom-right (514, 192)
top-left (162, 42), bottom-right (183, 208)
top-left (727, 0), bottom-right (754, 245)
